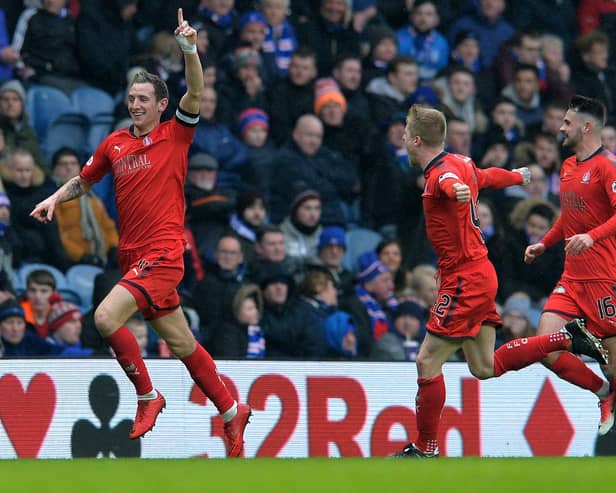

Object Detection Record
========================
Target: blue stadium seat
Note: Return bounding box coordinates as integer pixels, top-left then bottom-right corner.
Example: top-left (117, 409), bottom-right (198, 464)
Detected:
top-left (342, 227), bottom-right (383, 273)
top-left (25, 85), bottom-right (72, 142)
top-left (57, 287), bottom-right (84, 310)
top-left (42, 113), bottom-right (89, 160)
top-left (65, 264), bottom-right (104, 308)
top-left (86, 113), bottom-right (114, 155)
top-left (70, 86), bottom-right (115, 120)
top-left (17, 263), bottom-right (68, 291)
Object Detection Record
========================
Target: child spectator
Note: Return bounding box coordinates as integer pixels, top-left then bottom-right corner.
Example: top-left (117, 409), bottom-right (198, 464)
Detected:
top-left (370, 300), bottom-right (425, 361)
top-left (261, 0), bottom-right (298, 76)
top-left (47, 300), bottom-right (93, 357)
top-left (237, 108), bottom-right (277, 195)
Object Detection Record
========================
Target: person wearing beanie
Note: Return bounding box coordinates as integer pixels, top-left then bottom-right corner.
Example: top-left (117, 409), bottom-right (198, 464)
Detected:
top-left (370, 300), bottom-right (426, 361)
top-left (237, 107), bottom-right (270, 147)
top-left (0, 191), bottom-right (17, 289)
top-left (47, 300), bottom-right (94, 357)
top-left (311, 225), bottom-right (354, 301)
top-left (229, 188), bottom-right (267, 264)
top-left (0, 80), bottom-right (47, 171)
top-left (362, 25), bottom-right (397, 86)
top-left (280, 189), bottom-right (323, 280)
top-left (314, 77), bottom-right (347, 117)
top-left (0, 297), bottom-right (59, 357)
top-left (235, 11), bottom-right (279, 87)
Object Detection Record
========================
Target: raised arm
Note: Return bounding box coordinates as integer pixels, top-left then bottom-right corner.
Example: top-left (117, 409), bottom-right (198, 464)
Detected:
top-left (476, 166), bottom-right (530, 190)
top-left (30, 175), bottom-right (92, 223)
top-left (175, 8), bottom-right (203, 115)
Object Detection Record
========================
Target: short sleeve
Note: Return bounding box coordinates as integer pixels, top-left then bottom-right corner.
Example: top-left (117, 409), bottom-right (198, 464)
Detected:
top-left (80, 138), bottom-right (112, 184)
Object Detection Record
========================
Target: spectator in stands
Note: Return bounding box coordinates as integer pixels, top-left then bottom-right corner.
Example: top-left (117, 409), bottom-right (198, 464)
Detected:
top-left (332, 54), bottom-right (371, 121)
top-left (184, 152), bottom-right (235, 263)
top-left (494, 31), bottom-right (545, 91)
top-left (296, 269), bottom-right (358, 359)
top-left (438, 65), bottom-right (488, 135)
top-left (0, 7), bottom-right (19, 81)
top-left (539, 34), bottom-right (574, 105)
top-left (47, 299), bottom-right (93, 357)
top-left (361, 26), bottom-right (397, 87)
top-left (5, 149), bottom-right (69, 270)
top-left (407, 264), bottom-right (438, 312)
top-left (142, 32), bottom-right (186, 111)
top-left (266, 47), bottom-right (317, 145)
top-left (476, 199), bottom-right (509, 302)
top-left (268, 114), bottom-right (357, 225)
top-left (501, 64), bottom-right (544, 128)
top-left (445, 117), bottom-right (472, 156)
top-left (478, 136), bottom-right (511, 169)
top-left (0, 80), bottom-right (46, 170)
top-left (525, 100), bottom-right (566, 147)
top-left (345, 251), bottom-right (398, 345)
top-left (396, 0), bottom-right (449, 82)
top-left (571, 31), bottom-right (616, 124)
top-left (191, 86), bottom-right (249, 190)
top-left (51, 147), bottom-right (118, 268)
top-left (601, 125), bottom-right (616, 153)
top-left (192, 232), bottom-right (245, 349)
top-left (508, 0), bottom-right (577, 50)
top-left (258, 260), bottom-right (321, 359)
top-left (503, 164), bottom-right (560, 220)
top-left (20, 268), bottom-right (57, 338)
top-left (502, 200), bottom-right (563, 302)
top-left (370, 299), bottom-right (425, 361)
top-left (0, 191), bottom-right (14, 277)
top-left (261, 0), bottom-right (298, 76)
top-left (125, 314), bottom-right (150, 358)
top-left (16, 0), bottom-right (86, 93)
top-left (248, 224), bottom-right (296, 281)
top-left (232, 11), bottom-right (278, 87)
top-left (76, 0), bottom-right (138, 97)
top-left (80, 268), bottom-right (119, 355)
top-left (195, 0), bottom-right (238, 63)
top-left (212, 283), bottom-right (265, 358)
top-left (448, 0), bottom-right (515, 69)
top-left (376, 237), bottom-right (407, 295)
top-left (280, 190), bottom-right (323, 278)
top-left (366, 55), bottom-right (438, 128)
top-left (220, 44), bottom-right (268, 119)
top-left (485, 96), bottom-right (524, 150)
top-left (495, 292), bottom-right (539, 348)
top-left (0, 297), bottom-right (59, 356)
top-left (296, 0), bottom-right (361, 76)
top-left (236, 107), bottom-right (276, 195)
top-left (229, 188), bottom-right (267, 266)
top-left (311, 226), bottom-right (354, 301)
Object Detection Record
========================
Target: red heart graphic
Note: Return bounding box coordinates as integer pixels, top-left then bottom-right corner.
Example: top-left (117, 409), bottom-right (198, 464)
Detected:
top-left (0, 373), bottom-right (57, 458)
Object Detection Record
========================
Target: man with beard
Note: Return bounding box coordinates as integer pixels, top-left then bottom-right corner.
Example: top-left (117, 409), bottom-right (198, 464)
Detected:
top-left (525, 95), bottom-right (616, 437)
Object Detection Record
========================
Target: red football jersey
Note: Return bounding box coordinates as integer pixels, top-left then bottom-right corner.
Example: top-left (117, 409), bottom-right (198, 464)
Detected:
top-left (546, 147), bottom-right (616, 281)
top-left (422, 152), bottom-right (523, 273)
top-left (80, 109), bottom-right (198, 250)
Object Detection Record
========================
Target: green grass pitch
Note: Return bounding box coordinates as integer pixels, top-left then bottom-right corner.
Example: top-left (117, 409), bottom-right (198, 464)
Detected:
top-left (1, 458), bottom-right (615, 493)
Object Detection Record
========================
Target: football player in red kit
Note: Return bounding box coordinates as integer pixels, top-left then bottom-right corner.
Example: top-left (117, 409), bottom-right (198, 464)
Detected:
top-left (525, 95), bottom-right (616, 437)
top-left (30, 9), bottom-right (251, 457)
top-left (393, 105), bottom-right (607, 458)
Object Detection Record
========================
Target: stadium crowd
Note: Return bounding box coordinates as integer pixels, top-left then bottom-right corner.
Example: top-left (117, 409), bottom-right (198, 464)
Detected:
top-left (0, 0), bottom-right (611, 361)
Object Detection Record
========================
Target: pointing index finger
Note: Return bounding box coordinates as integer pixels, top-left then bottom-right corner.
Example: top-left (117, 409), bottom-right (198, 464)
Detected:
top-left (178, 8), bottom-right (184, 26)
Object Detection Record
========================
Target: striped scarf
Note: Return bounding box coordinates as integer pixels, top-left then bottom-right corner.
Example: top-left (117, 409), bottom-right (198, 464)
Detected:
top-left (355, 285), bottom-right (399, 340)
top-left (246, 324), bottom-right (265, 359)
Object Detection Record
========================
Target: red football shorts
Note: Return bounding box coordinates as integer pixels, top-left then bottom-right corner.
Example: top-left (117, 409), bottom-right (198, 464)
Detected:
top-left (543, 279), bottom-right (616, 338)
top-left (427, 260), bottom-right (501, 340)
top-left (118, 239), bottom-right (185, 320)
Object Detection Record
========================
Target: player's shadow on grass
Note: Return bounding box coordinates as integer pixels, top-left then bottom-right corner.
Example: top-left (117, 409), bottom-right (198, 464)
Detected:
top-left (71, 374), bottom-right (141, 458)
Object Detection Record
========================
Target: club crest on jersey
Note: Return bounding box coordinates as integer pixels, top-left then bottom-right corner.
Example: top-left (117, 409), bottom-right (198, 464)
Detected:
top-left (612, 181), bottom-right (616, 193)
top-left (438, 172), bottom-right (459, 183)
top-left (553, 285), bottom-right (566, 294)
top-left (143, 136), bottom-right (152, 146)
top-left (581, 171), bottom-right (591, 184)
top-left (85, 156), bottom-right (93, 166)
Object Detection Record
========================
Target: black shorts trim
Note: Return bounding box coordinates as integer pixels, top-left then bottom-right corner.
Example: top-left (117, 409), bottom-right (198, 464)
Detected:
top-left (119, 278), bottom-right (180, 314)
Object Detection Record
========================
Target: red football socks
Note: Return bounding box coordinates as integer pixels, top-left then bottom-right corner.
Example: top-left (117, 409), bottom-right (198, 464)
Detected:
top-left (105, 325), bottom-right (153, 395)
top-left (494, 331), bottom-right (570, 377)
top-left (549, 351), bottom-right (604, 393)
top-left (415, 374), bottom-right (445, 454)
top-left (181, 344), bottom-right (235, 414)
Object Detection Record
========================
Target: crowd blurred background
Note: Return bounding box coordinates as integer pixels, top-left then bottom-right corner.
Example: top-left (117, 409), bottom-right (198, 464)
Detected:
top-left (0, 0), bottom-right (610, 361)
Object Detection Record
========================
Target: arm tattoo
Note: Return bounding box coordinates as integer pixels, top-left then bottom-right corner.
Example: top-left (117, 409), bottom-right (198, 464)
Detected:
top-left (58, 177), bottom-right (86, 203)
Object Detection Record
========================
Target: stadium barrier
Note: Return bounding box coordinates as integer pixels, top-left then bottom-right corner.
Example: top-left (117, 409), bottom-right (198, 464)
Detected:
top-left (0, 360), bottom-right (612, 458)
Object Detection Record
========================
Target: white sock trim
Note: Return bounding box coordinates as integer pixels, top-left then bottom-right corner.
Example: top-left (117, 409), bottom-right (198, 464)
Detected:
top-left (221, 401), bottom-right (238, 423)
top-left (137, 389), bottom-right (158, 400)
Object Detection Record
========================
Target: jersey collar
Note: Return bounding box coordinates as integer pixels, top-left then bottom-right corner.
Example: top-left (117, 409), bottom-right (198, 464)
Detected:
top-left (423, 151), bottom-right (448, 176)
top-left (577, 145), bottom-right (603, 163)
